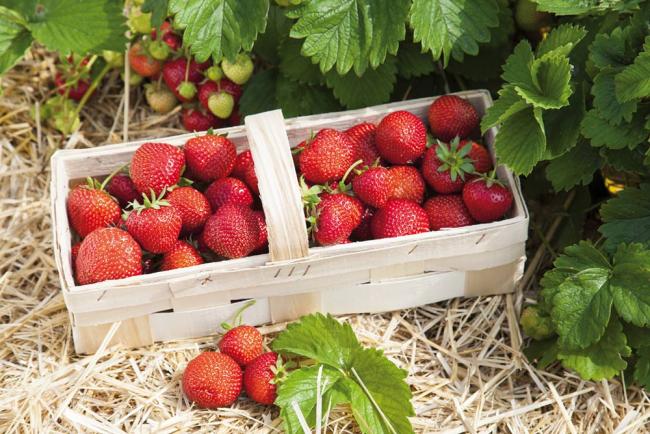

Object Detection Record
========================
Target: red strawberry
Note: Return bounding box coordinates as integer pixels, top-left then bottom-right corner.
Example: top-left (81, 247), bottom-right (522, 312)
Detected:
top-left (161, 240), bottom-right (204, 271)
top-left (75, 228), bottom-right (142, 285)
top-left (205, 177), bottom-right (253, 212)
top-left (375, 111), bottom-right (427, 164)
top-left (428, 95), bottom-right (480, 142)
top-left (228, 108), bottom-right (241, 126)
top-left (424, 195), bottom-right (475, 230)
top-left (231, 150), bottom-right (259, 195)
top-left (125, 192), bottom-right (182, 253)
top-left (106, 174), bottom-right (140, 208)
top-left (162, 31), bottom-right (182, 51)
top-left (252, 210), bottom-right (268, 252)
top-left (371, 199), bottom-right (430, 239)
top-left (67, 178), bottom-right (121, 238)
top-left (313, 194), bottom-right (363, 246)
top-left (182, 107), bottom-right (224, 132)
top-left (351, 207), bottom-right (374, 241)
top-left (198, 79), bottom-right (243, 115)
top-left (202, 204), bottom-right (259, 258)
top-left (219, 325), bottom-right (264, 366)
top-left (389, 166), bottom-right (425, 203)
top-left (71, 242), bottom-right (81, 271)
top-left (166, 186), bottom-right (211, 233)
top-left (162, 58), bottom-right (204, 102)
top-left (130, 142), bottom-right (185, 195)
top-left (463, 140), bottom-right (493, 174)
top-left (352, 166), bottom-right (395, 208)
top-left (55, 72), bottom-right (91, 102)
top-left (345, 122), bottom-right (381, 166)
top-left (421, 139), bottom-right (475, 194)
top-left (299, 129), bottom-right (356, 184)
top-left (128, 42), bottom-right (163, 78)
top-left (244, 352), bottom-right (281, 405)
top-left (462, 176), bottom-right (513, 223)
top-left (319, 193), bottom-right (363, 225)
top-left (292, 140), bottom-right (308, 167)
top-left (182, 352), bottom-right (242, 408)
top-left (218, 78), bottom-right (243, 104)
top-left (184, 133), bottom-right (236, 183)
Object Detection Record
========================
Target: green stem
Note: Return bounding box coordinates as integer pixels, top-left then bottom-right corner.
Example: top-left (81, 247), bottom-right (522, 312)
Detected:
top-left (100, 163), bottom-right (129, 190)
top-left (72, 62), bottom-right (112, 121)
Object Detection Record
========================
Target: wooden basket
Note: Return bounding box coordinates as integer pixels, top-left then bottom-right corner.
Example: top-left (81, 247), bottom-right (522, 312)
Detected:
top-left (50, 90), bottom-right (529, 354)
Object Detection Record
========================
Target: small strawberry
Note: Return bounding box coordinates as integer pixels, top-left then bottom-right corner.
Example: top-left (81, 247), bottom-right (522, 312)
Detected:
top-left (125, 191), bottom-right (183, 253)
top-left (205, 177), bottom-right (254, 212)
top-left (217, 79), bottom-right (243, 104)
top-left (147, 39), bottom-right (170, 60)
top-left (166, 186), bottom-right (211, 233)
top-left (351, 207), bottom-right (374, 241)
top-left (202, 204), bottom-right (259, 258)
top-left (208, 91), bottom-right (235, 119)
top-left (463, 140), bottom-right (493, 174)
top-left (299, 129), bottom-right (356, 184)
top-left (421, 138), bottom-right (475, 194)
top-left (182, 352), bottom-right (243, 408)
top-left (130, 142), bottom-right (185, 195)
top-left (244, 352), bottom-right (283, 405)
top-left (106, 173), bottom-right (139, 208)
top-left (371, 199), bottom-right (430, 239)
top-left (345, 122), bottom-right (381, 167)
top-left (144, 83), bottom-right (178, 114)
top-left (162, 58), bottom-right (206, 102)
top-left (154, 22), bottom-right (182, 51)
top-left (375, 111), bottom-right (427, 164)
top-left (219, 325), bottom-right (263, 366)
top-left (198, 80), bottom-right (243, 115)
top-left (67, 176), bottom-right (122, 238)
top-left (424, 195), bottom-right (475, 230)
top-left (313, 194), bottom-right (362, 246)
top-left (231, 150), bottom-right (259, 195)
top-left (205, 65), bottom-right (224, 82)
top-left (177, 81), bottom-right (197, 100)
top-left (428, 95), bottom-right (480, 142)
top-left (462, 174), bottom-right (514, 223)
top-left (351, 166), bottom-right (395, 208)
top-left (222, 53), bottom-right (254, 85)
top-left (252, 210), bottom-right (268, 252)
top-left (55, 73), bottom-right (91, 102)
top-left (161, 240), bottom-right (204, 271)
top-left (389, 166), bottom-right (425, 203)
top-left (128, 42), bottom-right (163, 78)
top-left (182, 107), bottom-right (223, 132)
top-left (184, 133), bottom-right (236, 183)
top-left (75, 227), bottom-right (142, 285)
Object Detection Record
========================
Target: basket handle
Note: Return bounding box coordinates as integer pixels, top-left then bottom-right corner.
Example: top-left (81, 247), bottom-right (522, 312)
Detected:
top-left (245, 110), bottom-right (310, 262)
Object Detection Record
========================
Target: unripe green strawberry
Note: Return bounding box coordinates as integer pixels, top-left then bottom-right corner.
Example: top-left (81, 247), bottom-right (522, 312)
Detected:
top-left (182, 352), bottom-right (242, 408)
top-left (206, 65), bottom-right (224, 82)
top-left (208, 91), bottom-right (234, 119)
top-left (102, 50), bottom-right (124, 68)
top-left (145, 84), bottom-right (177, 114)
top-left (177, 81), bottom-right (197, 100)
top-left (148, 40), bottom-right (170, 60)
top-left (221, 53), bottom-right (254, 85)
top-left (219, 325), bottom-right (264, 366)
top-left (121, 69), bottom-right (144, 86)
top-left (128, 7), bottom-right (152, 34)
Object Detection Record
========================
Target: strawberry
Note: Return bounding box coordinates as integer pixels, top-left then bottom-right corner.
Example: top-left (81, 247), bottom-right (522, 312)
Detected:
top-left (182, 107), bottom-right (223, 132)
top-left (463, 140), bottom-right (493, 174)
top-left (205, 65), bottom-right (224, 82)
top-left (231, 150), bottom-right (259, 195)
top-left (375, 110), bottom-right (427, 164)
top-left (389, 166), bottom-right (425, 203)
top-left (184, 133), bottom-right (236, 183)
top-left (142, 257), bottom-right (156, 274)
top-left (144, 83), bottom-right (178, 114)
top-left (345, 122), bottom-right (381, 166)
top-left (351, 166), bottom-right (395, 208)
top-left (319, 193), bottom-right (363, 225)
top-left (182, 352), bottom-right (242, 408)
top-left (244, 352), bottom-right (281, 405)
top-left (71, 242), bottom-right (81, 271)
top-left (208, 91), bottom-right (235, 119)
top-left (424, 195), bottom-right (475, 230)
top-left (199, 80), bottom-right (243, 114)
top-left (252, 210), bottom-right (268, 252)
top-left (292, 140), bottom-right (307, 167)
top-left (75, 227), bottom-right (142, 285)
top-left (128, 42), bottom-right (163, 78)
top-left (106, 173), bottom-right (139, 208)
top-left (205, 177), bottom-right (253, 212)
top-left (299, 129), bottom-right (356, 184)
top-left (351, 207), bottom-right (374, 241)
top-left (462, 175), bottom-right (514, 223)
top-left (130, 142), bottom-right (185, 195)
top-left (162, 58), bottom-right (206, 102)
top-left (217, 78), bottom-right (243, 103)
top-left (371, 199), bottom-right (430, 239)
top-left (162, 31), bottom-right (182, 52)
top-left (428, 95), bottom-right (479, 142)
top-left (222, 53), bottom-right (254, 85)
top-left (421, 139), bottom-right (475, 194)
top-left (228, 108), bottom-right (241, 126)
top-left (165, 186), bottom-right (211, 234)
top-left (67, 177), bottom-right (121, 238)
top-left (55, 72), bottom-right (91, 102)
top-left (147, 39), bottom-right (170, 61)
top-left (125, 191), bottom-right (182, 253)
top-left (161, 240), bottom-right (204, 271)
top-left (313, 194), bottom-right (362, 246)
top-left (202, 204), bottom-right (259, 258)
top-left (219, 325), bottom-right (263, 366)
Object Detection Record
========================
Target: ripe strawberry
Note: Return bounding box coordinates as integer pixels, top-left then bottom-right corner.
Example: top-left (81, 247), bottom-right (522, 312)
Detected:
top-left (421, 139), bottom-right (475, 194)
top-left (351, 207), bottom-right (374, 241)
top-left (154, 22), bottom-right (182, 51)
top-left (71, 242), bottom-right (81, 271)
top-left (345, 122), bottom-right (381, 166)
top-left (130, 142), bottom-right (185, 195)
top-left (244, 352), bottom-right (281, 405)
top-left (202, 204), bottom-right (259, 258)
top-left (166, 186), bottom-right (211, 233)
top-left (144, 83), bottom-right (178, 113)
top-left (292, 140), bottom-right (307, 167)
top-left (375, 111), bottom-right (427, 164)
top-left (182, 107), bottom-right (223, 132)
top-left (231, 150), bottom-right (259, 195)
top-left (128, 42), bottom-right (163, 78)
top-left (371, 199), bottom-right (430, 239)
top-left (162, 58), bottom-right (206, 102)
top-left (299, 129), bottom-right (356, 184)
top-left (463, 140), bottom-right (493, 174)
top-left (67, 178), bottom-right (121, 238)
top-left (75, 227), bottom-right (142, 285)
top-left (218, 78), bottom-right (243, 104)
top-left (55, 73), bottom-right (91, 102)
top-left (106, 174), bottom-right (139, 208)
top-left (161, 240), bottom-right (204, 271)
top-left (424, 195), bottom-right (475, 230)
top-left (184, 133), bottom-right (236, 183)
top-left (462, 175), bottom-right (514, 223)
top-left (219, 325), bottom-right (263, 366)
top-left (205, 177), bottom-right (253, 212)
top-left (252, 210), bottom-right (268, 252)
top-left (319, 193), bottom-right (363, 225)
top-left (389, 166), bottom-right (425, 203)
top-left (352, 166), bottom-right (395, 208)
top-left (313, 194), bottom-right (363, 246)
top-left (182, 352), bottom-right (242, 408)
top-left (222, 53), bottom-right (254, 85)
top-left (125, 192), bottom-right (182, 253)
top-left (428, 95), bottom-right (479, 142)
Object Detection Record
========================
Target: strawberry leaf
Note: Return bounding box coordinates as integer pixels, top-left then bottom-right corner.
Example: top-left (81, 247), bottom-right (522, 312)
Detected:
top-left (634, 346), bottom-right (650, 388)
top-left (545, 141), bottom-right (601, 192)
top-left (480, 85), bottom-right (528, 133)
top-left (276, 77), bottom-right (342, 117)
top-left (0, 6), bottom-right (32, 74)
top-left (533, 0), bottom-right (642, 15)
top-left (141, 0), bottom-right (169, 29)
top-left (239, 69), bottom-right (279, 116)
top-left (610, 244), bottom-right (650, 327)
top-left (279, 37), bottom-right (325, 86)
top-left (516, 54), bottom-right (572, 109)
top-left (536, 23), bottom-right (587, 57)
top-left (615, 36), bottom-right (650, 103)
top-left (494, 106), bottom-right (546, 175)
top-left (592, 69), bottom-right (637, 125)
top-left (325, 57), bottom-right (398, 109)
top-left (600, 183), bottom-right (650, 250)
top-left (580, 109), bottom-right (648, 150)
top-left (396, 41), bottom-right (435, 79)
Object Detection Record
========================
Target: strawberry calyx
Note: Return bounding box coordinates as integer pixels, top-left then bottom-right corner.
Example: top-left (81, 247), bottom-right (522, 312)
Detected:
top-left (83, 163), bottom-right (127, 192)
top-left (269, 355), bottom-right (290, 385)
top-left (220, 299), bottom-right (257, 331)
top-left (435, 137), bottom-right (476, 182)
top-left (471, 169), bottom-right (506, 189)
top-left (129, 189), bottom-right (171, 215)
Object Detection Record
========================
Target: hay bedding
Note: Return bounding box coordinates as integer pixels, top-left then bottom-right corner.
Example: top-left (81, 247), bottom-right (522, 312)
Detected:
top-left (1, 50), bottom-right (649, 434)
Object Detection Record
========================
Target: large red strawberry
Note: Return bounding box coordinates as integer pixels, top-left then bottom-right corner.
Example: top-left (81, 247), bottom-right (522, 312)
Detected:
top-left (462, 175), bottom-right (514, 223)
top-left (231, 150), bottom-right (259, 195)
top-left (161, 240), bottom-right (204, 271)
top-left (182, 352), bottom-right (242, 408)
top-left (130, 142), bottom-right (185, 195)
top-left (182, 107), bottom-right (224, 132)
top-left (184, 133), bottom-right (236, 183)
top-left (428, 95), bottom-right (479, 142)
top-left (105, 173), bottom-right (139, 208)
top-left (219, 325), bottom-right (263, 366)
top-left (202, 204), bottom-right (259, 258)
top-left (128, 42), bottom-right (163, 78)
top-left (371, 199), bottom-right (430, 239)
top-left (244, 352), bottom-right (281, 405)
top-left (319, 193), bottom-right (363, 225)
top-left (252, 210), bottom-right (268, 252)
top-left (463, 140), bottom-right (493, 174)
top-left (351, 207), bottom-right (374, 241)
top-left (345, 123), bottom-right (381, 166)
top-left (205, 177), bottom-right (253, 212)
top-left (67, 177), bottom-right (122, 238)
top-left (352, 166), bottom-right (395, 208)
top-left (375, 111), bottom-right (427, 164)
top-left (75, 227), bottom-right (142, 285)
top-left (421, 139), bottom-right (475, 194)
top-left (424, 195), bottom-right (475, 230)
top-left (389, 166), bottom-right (425, 203)
top-left (299, 129), bottom-right (356, 184)
top-left (313, 194), bottom-right (362, 246)
top-left (124, 191), bottom-right (182, 253)
top-left (165, 186), bottom-right (211, 233)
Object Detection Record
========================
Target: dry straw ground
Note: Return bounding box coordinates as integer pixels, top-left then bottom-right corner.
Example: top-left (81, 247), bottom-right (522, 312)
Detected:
top-left (1, 50), bottom-right (649, 433)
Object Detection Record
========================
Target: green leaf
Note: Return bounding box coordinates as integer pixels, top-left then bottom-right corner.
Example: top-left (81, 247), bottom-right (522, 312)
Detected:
top-left (536, 23), bottom-right (587, 57)
top-left (277, 78), bottom-right (342, 117)
top-left (543, 82), bottom-right (586, 158)
top-left (610, 244), bottom-right (650, 327)
top-left (396, 41), bottom-right (435, 79)
top-left (634, 346), bottom-right (650, 388)
top-left (615, 38), bottom-right (650, 102)
top-left (523, 338), bottom-right (559, 369)
top-left (545, 141), bottom-right (601, 191)
top-left (279, 37), bottom-right (325, 85)
top-left (516, 54), bottom-right (572, 109)
top-left (624, 322), bottom-right (650, 349)
top-left (533, 0), bottom-right (642, 15)
top-left (592, 69), bottom-right (638, 125)
top-left (169, 0), bottom-right (268, 62)
top-left (253, 4), bottom-right (291, 64)
top-left (601, 147), bottom-right (648, 174)
top-left (481, 85), bottom-right (528, 132)
top-left (409, 0), bottom-right (499, 66)
top-left (290, 0), bottom-right (410, 75)
top-left (581, 109), bottom-right (648, 150)
top-left (589, 27), bottom-right (628, 70)
top-left (600, 183), bottom-right (650, 250)
top-left (557, 318), bottom-right (630, 381)
top-left (494, 106), bottom-right (546, 175)
top-left (502, 40), bottom-right (535, 86)
top-left (141, 0), bottom-right (169, 28)
top-left (0, 6), bottom-right (32, 74)
top-left (239, 69), bottom-right (279, 116)
top-left (325, 57), bottom-right (397, 109)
